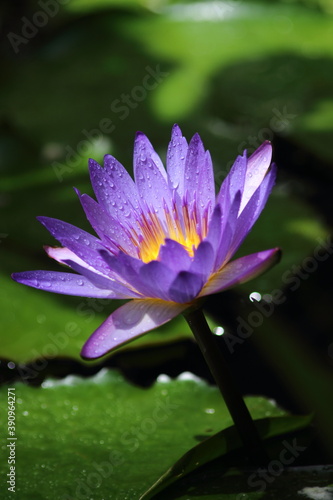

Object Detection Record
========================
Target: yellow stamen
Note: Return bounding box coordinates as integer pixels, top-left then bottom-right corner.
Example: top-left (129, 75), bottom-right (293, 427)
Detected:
top-left (130, 201), bottom-right (208, 263)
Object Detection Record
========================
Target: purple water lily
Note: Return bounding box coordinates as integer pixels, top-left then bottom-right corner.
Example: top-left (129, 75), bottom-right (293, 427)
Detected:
top-left (12, 125), bottom-right (280, 359)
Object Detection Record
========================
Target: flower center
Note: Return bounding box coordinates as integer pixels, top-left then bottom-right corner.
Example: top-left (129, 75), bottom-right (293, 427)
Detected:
top-left (131, 200), bottom-right (208, 263)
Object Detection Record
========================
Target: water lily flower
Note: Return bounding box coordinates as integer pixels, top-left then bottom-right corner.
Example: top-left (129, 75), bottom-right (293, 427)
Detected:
top-left (12, 125), bottom-right (280, 359)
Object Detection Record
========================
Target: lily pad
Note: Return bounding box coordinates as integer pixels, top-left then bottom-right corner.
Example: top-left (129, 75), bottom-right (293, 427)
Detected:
top-left (0, 370), bottom-right (286, 499)
top-left (140, 413), bottom-right (313, 499)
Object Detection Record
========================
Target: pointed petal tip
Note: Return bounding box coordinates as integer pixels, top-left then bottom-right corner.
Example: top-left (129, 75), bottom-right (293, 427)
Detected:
top-left (80, 341), bottom-right (108, 360)
top-left (80, 346), bottom-right (96, 360)
top-left (89, 157), bottom-right (100, 167)
top-left (271, 246), bottom-right (282, 263)
top-left (250, 140), bottom-right (273, 160)
top-left (171, 123), bottom-right (181, 135)
top-left (135, 130), bottom-right (145, 140)
top-left (11, 272), bottom-right (21, 283)
top-left (189, 132), bottom-right (202, 145)
top-left (36, 215), bottom-right (48, 225)
top-left (11, 271), bottom-right (33, 286)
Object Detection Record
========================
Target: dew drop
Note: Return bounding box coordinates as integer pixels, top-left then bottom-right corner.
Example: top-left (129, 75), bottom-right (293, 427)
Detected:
top-left (213, 326), bottom-right (224, 336)
top-left (76, 280), bottom-right (84, 286)
top-left (249, 291), bottom-right (261, 302)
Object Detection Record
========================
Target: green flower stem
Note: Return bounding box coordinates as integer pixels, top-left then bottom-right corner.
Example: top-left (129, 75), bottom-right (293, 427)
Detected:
top-left (184, 307), bottom-right (269, 465)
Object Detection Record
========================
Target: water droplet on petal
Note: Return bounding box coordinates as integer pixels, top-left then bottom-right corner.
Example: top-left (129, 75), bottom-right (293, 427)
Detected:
top-left (77, 280), bottom-right (84, 286)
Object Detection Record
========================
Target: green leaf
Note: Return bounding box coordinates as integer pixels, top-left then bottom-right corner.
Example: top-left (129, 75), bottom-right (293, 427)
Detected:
top-left (140, 414), bottom-right (313, 499)
top-left (0, 370), bottom-right (285, 499)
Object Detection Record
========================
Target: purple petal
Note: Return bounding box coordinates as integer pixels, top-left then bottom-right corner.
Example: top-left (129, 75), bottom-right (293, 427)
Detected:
top-left (89, 156), bottom-right (139, 228)
top-left (77, 191), bottom-right (137, 257)
top-left (166, 124), bottom-right (188, 196)
top-left (139, 260), bottom-right (176, 300)
top-left (200, 248), bottom-right (281, 297)
top-left (252, 163), bottom-right (277, 221)
top-left (81, 299), bottom-right (188, 358)
top-left (169, 271), bottom-right (204, 303)
top-left (45, 246), bottom-right (89, 268)
top-left (134, 131), bottom-right (167, 180)
top-left (190, 241), bottom-right (215, 280)
top-left (215, 191), bottom-right (242, 268)
top-left (101, 251), bottom-right (177, 300)
top-left (38, 216), bottom-right (102, 249)
top-left (217, 152), bottom-right (247, 213)
top-left (11, 270), bottom-right (122, 298)
top-left (100, 250), bottom-right (147, 291)
top-left (184, 134), bottom-right (207, 208)
top-left (229, 165), bottom-right (277, 257)
top-left (198, 150), bottom-right (216, 214)
top-left (240, 141), bottom-right (272, 212)
top-left (38, 217), bottom-right (113, 277)
top-left (205, 204), bottom-right (222, 255)
top-left (157, 238), bottom-right (191, 272)
top-left (63, 259), bottom-right (140, 298)
top-left (134, 132), bottom-right (172, 218)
